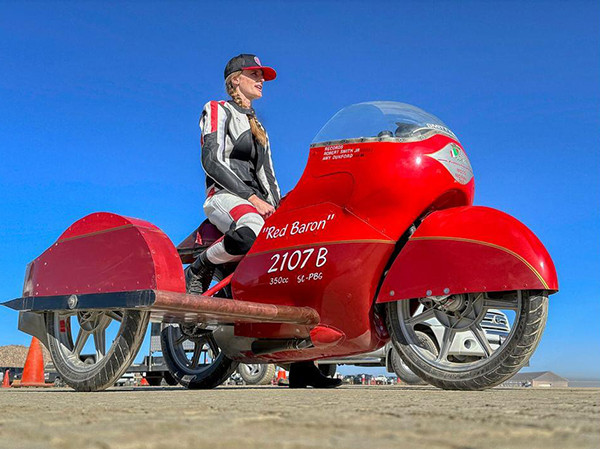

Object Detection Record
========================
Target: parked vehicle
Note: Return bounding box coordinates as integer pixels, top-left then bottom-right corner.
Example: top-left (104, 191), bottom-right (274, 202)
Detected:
top-left (319, 310), bottom-right (511, 384)
top-left (4, 101), bottom-right (558, 392)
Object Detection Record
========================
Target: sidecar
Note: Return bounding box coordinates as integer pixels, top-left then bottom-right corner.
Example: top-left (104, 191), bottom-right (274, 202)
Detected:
top-left (5, 213), bottom-right (321, 391)
top-left (3, 101), bottom-right (558, 392)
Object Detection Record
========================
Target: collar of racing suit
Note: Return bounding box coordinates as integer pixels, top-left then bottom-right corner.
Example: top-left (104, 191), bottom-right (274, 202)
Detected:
top-left (228, 100), bottom-right (256, 117)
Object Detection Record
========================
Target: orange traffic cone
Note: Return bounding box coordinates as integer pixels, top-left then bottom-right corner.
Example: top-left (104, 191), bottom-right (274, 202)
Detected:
top-left (140, 377), bottom-right (150, 386)
top-left (276, 369), bottom-right (288, 386)
top-left (2, 369), bottom-right (10, 388)
top-left (20, 337), bottom-right (50, 387)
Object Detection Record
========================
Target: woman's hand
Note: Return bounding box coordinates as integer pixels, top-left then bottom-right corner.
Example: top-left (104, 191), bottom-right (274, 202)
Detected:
top-left (248, 194), bottom-right (275, 219)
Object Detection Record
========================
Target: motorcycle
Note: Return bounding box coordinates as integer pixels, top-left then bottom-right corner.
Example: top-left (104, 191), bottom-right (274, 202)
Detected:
top-left (3, 101), bottom-right (558, 391)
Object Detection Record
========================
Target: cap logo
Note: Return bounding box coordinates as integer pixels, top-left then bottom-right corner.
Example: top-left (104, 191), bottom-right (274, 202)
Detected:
top-left (254, 56), bottom-right (261, 66)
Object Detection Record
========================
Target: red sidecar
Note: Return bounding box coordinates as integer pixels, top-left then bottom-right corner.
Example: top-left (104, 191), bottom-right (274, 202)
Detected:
top-left (4, 102), bottom-right (557, 391)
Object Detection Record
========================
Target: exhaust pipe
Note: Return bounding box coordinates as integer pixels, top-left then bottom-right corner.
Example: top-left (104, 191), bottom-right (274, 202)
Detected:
top-left (251, 338), bottom-right (313, 355)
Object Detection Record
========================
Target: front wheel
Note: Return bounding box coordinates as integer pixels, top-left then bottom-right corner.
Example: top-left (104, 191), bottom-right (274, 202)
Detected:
top-left (386, 290), bottom-right (548, 390)
top-left (389, 332), bottom-right (436, 385)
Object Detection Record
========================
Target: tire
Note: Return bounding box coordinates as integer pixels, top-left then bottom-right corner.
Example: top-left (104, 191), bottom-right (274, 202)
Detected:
top-left (160, 267), bottom-right (239, 389)
top-left (238, 363), bottom-right (276, 385)
top-left (318, 363), bottom-right (337, 378)
top-left (46, 309), bottom-right (150, 392)
top-left (389, 333), bottom-right (435, 385)
top-left (386, 290), bottom-right (548, 390)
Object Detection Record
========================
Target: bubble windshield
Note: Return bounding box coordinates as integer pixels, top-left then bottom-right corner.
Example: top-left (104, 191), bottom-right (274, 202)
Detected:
top-left (311, 101), bottom-right (457, 145)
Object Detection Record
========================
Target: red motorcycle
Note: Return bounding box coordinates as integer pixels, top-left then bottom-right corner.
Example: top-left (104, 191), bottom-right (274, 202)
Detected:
top-left (4, 102), bottom-right (558, 391)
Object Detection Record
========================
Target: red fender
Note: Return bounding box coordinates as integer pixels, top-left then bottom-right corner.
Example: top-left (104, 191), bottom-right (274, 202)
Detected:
top-left (22, 212), bottom-right (185, 298)
top-left (376, 206), bottom-right (558, 302)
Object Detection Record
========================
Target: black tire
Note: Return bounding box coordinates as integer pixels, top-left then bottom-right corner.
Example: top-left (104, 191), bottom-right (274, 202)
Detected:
top-left (46, 310), bottom-right (150, 392)
top-left (386, 291), bottom-right (548, 390)
top-left (161, 267), bottom-right (239, 389)
top-left (389, 332), bottom-right (436, 385)
top-left (238, 363), bottom-right (276, 385)
top-left (161, 325), bottom-right (238, 389)
top-left (318, 363), bottom-right (337, 377)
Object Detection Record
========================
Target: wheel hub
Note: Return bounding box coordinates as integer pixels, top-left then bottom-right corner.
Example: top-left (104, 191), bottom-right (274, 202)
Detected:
top-left (76, 311), bottom-right (108, 333)
top-left (430, 294), bottom-right (486, 331)
top-left (431, 294), bottom-right (468, 313)
top-left (180, 323), bottom-right (213, 340)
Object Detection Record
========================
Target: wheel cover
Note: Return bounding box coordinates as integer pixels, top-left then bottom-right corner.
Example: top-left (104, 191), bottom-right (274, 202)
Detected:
top-left (397, 291), bottom-right (522, 373)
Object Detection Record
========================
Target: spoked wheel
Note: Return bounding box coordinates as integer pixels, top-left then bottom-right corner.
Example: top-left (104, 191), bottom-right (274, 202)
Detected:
top-left (160, 323), bottom-right (238, 389)
top-left (46, 309), bottom-right (150, 391)
top-left (386, 290), bottom-right (548, 390)
top-left (160, 268), bottom-right (239, 389)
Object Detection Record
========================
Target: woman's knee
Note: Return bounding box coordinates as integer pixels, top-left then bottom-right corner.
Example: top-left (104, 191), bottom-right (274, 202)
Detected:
top-left (223, 226), bottom-right (257, 256)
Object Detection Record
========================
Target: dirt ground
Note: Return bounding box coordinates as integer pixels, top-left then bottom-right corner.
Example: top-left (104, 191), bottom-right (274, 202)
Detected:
top-left (0, 386), bottom-right (598, 449)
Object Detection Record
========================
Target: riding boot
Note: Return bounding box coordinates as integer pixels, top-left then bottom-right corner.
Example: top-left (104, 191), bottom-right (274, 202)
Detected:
top-left (185, 251), bottom-right (216, 295)
top-left (288, 361), bottom-right (342, 389)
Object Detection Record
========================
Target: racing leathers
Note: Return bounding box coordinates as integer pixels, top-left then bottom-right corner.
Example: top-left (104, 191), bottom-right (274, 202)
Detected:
top-left (199, 100), bottom-right (281, 265)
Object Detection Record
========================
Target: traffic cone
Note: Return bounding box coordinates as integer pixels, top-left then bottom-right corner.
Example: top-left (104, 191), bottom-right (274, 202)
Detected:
top-left (276, 369), bottom-right (288, 386)
top-left (140, 377), bottom-right (150, 386)
top-left (2, 369), bottom-right (10, 388)
top-left (20, 337), bottom-right (50, 387)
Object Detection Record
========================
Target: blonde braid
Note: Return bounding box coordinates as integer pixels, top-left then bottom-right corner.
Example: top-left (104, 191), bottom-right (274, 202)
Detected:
top-left (225, 72), bottom-right (268, 147)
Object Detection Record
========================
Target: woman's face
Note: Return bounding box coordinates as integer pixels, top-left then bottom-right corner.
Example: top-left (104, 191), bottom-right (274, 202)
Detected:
top-left (236, 69), bottom-right (265, 101)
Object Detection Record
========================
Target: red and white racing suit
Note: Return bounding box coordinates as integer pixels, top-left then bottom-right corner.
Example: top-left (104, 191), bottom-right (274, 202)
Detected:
top-left (199, 100), bottom-right (280, 264)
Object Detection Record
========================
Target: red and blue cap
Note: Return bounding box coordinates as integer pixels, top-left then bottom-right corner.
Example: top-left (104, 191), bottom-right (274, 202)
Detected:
top-left (224, 54), bottom-right (277, 81)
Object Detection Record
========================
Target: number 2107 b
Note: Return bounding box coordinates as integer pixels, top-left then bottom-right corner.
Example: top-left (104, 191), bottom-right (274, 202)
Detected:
top-left (267, 247), bottom-right (328, 273)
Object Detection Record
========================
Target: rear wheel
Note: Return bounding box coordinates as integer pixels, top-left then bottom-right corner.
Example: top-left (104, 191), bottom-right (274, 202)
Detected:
top-left (46, 309), bottom-right (149, 392)
top-left (386, 290), bottom-right (548, 390)
top-left (160, 267), bottom-right (239, 389)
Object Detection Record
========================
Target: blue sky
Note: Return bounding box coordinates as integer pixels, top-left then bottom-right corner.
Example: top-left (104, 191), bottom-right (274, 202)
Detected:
top-left (0, 1), bottom-right (598, 379)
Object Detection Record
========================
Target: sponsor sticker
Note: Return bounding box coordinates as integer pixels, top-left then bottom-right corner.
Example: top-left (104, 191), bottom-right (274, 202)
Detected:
top-left (254, 56), bottom-right (261, 65)
top-left (425, 143), bottom-right (473, 185)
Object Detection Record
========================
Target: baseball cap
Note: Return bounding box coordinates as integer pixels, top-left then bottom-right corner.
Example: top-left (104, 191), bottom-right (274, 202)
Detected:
top-left (224, 54), bottom-right (277, 81)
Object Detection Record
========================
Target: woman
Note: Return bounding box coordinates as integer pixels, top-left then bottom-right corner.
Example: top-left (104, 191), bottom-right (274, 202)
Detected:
top-left (189, 54), bottom-right (341, 389)
top-left (187, 54), bottom-right (280, 293)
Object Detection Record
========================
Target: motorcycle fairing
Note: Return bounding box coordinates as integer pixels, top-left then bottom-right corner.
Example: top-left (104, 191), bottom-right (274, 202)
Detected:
top-left (231, 201), bottom-right (394, 361)
top-left (228, 135), bottom-right (476, 360)
top-left (376, 206), bottom-right (559, 303)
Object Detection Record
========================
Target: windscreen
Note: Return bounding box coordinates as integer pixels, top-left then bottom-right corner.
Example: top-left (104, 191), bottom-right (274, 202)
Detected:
top-left (312, 101), bottom-right (457, 145)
